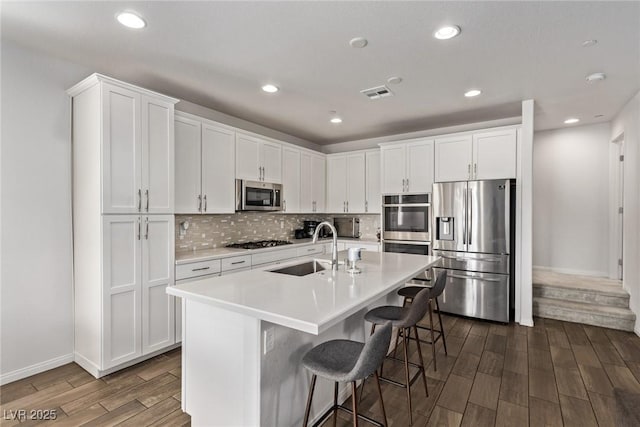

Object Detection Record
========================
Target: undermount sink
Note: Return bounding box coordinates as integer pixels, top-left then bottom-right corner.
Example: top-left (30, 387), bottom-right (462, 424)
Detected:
top-left (269, 260), bottom-right (326, 276)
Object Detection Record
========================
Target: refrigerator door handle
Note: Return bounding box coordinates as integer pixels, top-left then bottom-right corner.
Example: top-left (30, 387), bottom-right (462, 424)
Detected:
top-left (468, 186), bottom-right (472, 246)
top-left (449, 273), bottom-right (502, 283)
top-left (462, 187), bottom-right (467, 245)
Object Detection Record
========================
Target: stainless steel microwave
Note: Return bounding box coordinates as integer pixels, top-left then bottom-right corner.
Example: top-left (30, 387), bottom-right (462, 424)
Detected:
top-left (236, 180), bottom-right (283, 211)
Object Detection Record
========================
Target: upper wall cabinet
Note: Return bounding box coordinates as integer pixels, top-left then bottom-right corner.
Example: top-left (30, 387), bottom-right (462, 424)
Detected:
top-left (71, 76), bottom-right (177, 214)
top-left (380, 139), bottom-right (434, 194)
top-left (282, 147), bottom-right (301, 213)
top-left (175, 113), bottom-right (236, 214)
top-left (327, 152), bottom-right (366, 213)
top-left (235, 133), bottom-right (282, 183)
top-left (365, 150), bottom-right (381, 213)
top-left (300, 152), bottom-right (326, 213)
top-left (434, 127), bottom-right (517, 182)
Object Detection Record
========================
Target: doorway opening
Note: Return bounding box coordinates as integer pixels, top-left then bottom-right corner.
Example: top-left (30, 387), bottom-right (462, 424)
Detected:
top-left (612, 134), bottom-right (625, 280)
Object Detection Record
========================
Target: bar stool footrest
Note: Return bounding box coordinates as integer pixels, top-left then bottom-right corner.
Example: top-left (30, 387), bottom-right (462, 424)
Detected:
top-left (312, 404), bottom-right (385, 427)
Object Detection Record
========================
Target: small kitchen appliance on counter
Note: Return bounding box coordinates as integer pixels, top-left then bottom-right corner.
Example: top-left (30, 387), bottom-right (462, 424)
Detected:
top-left (334, 217), bottom-right (361, 238)
top-left (304, 221), bottom-right (332, 238)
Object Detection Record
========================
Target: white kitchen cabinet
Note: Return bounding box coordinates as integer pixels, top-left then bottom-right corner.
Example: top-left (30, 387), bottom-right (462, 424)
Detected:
top-left (301, 152), bottom-right (326, 213)
top-left (142, 215), bottom-right (175, 354)
top-left (381, 139), bottom-right (434, 194)
top-left (472, 128), bottom-right (517, 180)
top-left (282, 147), bottom-right (301, 213)
top-left (434, 127), bottom-right (517, 182)
top-left (235, 132), bottom-right (282, 183)
top-left (98, 80), bottom-right (175, 214)
top-left (365, 150), bottom-right (381, 213)
top-left (327, 153), bottom-right (366, 213)
top-left (69, 74), bottom-right (178, 377)
top-left (434, 135), bottom-right (474, 182)
top-left (175, 113), bottom-right (236, 214)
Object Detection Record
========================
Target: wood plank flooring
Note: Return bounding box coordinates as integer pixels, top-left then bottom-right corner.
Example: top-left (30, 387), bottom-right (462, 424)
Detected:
top-left (3, 316), bottom-right (640, 426)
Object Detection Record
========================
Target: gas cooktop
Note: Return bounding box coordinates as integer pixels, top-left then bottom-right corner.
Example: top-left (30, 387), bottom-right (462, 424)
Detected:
top-left (226, 240), bottom-right (293, 250)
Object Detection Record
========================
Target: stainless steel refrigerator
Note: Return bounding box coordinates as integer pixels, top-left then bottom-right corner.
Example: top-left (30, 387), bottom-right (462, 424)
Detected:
top-left (432, 180), bottom-right (513, 323)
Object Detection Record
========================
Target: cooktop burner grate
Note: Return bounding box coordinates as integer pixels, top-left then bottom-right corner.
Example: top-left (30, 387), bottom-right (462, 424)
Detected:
top-left (226, 240), bottom-right (293, 250)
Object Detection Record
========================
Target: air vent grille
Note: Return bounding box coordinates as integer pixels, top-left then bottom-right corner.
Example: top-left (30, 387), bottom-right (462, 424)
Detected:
top-left (361, 85), bottom-right (394, 100)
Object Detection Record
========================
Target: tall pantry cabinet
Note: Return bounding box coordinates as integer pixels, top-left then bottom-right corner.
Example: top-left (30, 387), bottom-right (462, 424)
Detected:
top-left (68, 74), bottom-right (179, 377)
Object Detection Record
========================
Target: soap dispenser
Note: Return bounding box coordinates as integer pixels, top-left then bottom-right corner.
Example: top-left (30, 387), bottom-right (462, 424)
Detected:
top-left (346, 247), bottom-right (364, 274)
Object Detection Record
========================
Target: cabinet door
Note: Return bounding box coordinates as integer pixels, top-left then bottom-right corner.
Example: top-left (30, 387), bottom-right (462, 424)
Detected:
top-left (472, 128), bottom-right (517, 180)
top-left (282, 147), bottom-right (301, 213)
top-left (434, 135), bottom-right (473, 182)
top-left (406, 140), bottom-right (434, 193)
top-left (202, 123), bottom-right (236, 213)
top-left (142, 215), bottom-right (175, 354)
top-left (381, 145), bottom-right (406, 194)
top-left (365, 151), bottom-right (381, 213)
top-left (101, 83), bottom-right (141, 213)
top-left (102, 215), bottom-right (142, 368)
top-left (235, 133), bottom-right (260, 181)
top-left (347, 153), bottom-right (366, 213)
top-left (261, 141), bottom-right (282, 183)
top-left (326, 156), bottom-right (347, 213)
top-left (174, 115), bottom-right (202, 214)
top-left (312, 155), bottom-right (326, 213)
top-left (300, 152), bottom-right (313, 212)
top-left (141, 96), bottom-right (174, 214)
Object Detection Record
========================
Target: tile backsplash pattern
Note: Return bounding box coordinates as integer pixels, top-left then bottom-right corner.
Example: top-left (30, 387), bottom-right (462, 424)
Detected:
top-left (175, 213), bottom-right (381, 252)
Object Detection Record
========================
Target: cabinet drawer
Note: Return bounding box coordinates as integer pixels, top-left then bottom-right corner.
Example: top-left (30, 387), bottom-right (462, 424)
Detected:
top-left (251, 248), bottom-right (299, 266)
top-left (176, 259), bottom-right (222, 280)
top-left (221, 255), bottom-right (252, 272)
top-left (297, 245), bottom-right (324, 257)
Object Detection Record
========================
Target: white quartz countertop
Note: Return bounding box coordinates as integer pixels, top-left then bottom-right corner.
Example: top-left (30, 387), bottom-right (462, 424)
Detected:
top-left (175, 237), bottom-right (381, 264)
top-left (168, 251), bottom-right (439, 335)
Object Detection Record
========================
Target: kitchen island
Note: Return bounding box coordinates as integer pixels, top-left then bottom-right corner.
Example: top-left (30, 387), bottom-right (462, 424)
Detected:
top-left (167, 250), bottom-right (439, 426)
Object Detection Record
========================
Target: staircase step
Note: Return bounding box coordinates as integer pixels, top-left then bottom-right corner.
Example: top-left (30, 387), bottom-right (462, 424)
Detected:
top-left (533, 297), bottom-right (636, 331)
top-left (533, 269), bottom-right (629, 307)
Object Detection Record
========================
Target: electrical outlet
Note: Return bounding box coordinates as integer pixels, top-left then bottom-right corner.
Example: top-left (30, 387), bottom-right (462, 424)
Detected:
top-left (263, 327), bottom-right (275, 354)
top-left (280, 221), bottom-right (284, 229)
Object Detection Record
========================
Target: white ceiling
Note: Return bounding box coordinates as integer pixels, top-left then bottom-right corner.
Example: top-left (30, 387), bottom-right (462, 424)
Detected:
top-left (3, 1), bottom-right (639, 144)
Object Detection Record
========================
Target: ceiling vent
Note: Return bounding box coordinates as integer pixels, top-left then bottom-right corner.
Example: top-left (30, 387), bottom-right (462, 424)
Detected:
top-left (361, 85), bottom-right (394, 100)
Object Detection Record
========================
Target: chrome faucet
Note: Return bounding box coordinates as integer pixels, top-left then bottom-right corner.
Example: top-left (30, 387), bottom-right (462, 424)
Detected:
top-left (312, 221), bottom-right (339, 271)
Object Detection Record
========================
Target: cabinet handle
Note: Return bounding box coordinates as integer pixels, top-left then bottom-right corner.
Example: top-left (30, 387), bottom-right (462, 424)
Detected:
top-left (468, 164), bottom-right (471, 180)
top-left (283, 200), bottom-right (287, 212)
top-left (192, 266), bottom-right (210, 272)
top-left (307, 248), bottom-right (316, 252)
top-left (343, 201), bottom-right (346, 212)
top-left (145, 217), bottom-right (149, 240)
top-left (474, 163), bottom-right (477, 179)
top-left (312, 201), bottom-right (315, 212)
top-left (197, 195), bottom-right (202, 212)
top-left (231, 260), bottom-right (246, 265)
top-left (203, 195), bottom-right (207, 212)
top-left (346, 201), bottom-right (349, 212)
top-left (402, 179), bottom-right (405, 192)
top-left (138, 189), bottom-right (142, 212)
top-left (406, 179), bottom-right (409, 192)
top-left (145, 189), bottom-right (149, 212)
top-left (365, 200), bottom-right (368, 212)
top-left (137, 217), bottom-right (141, 240)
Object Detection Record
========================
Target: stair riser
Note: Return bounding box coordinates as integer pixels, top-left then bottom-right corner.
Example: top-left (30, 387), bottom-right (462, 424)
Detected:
top-left (533, 286), bottom-right (630, 308)
top-left (533, 304), bottom-right (635, 332)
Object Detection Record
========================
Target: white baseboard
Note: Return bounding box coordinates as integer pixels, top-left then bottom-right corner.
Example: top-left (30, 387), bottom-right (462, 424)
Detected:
top-left (533, 265), bottom-right (609, 278)
top-left (519, 317), bottom-right (534, 327)
top-left (75, 344), bottom-right (182, 379)
top-left (0, 353), bottom-right (74, 386)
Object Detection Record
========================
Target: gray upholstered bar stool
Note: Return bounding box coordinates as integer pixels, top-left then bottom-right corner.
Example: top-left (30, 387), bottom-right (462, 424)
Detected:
top-left (302, 322), bottom-right (392, 427)
top-left (361, 286), bottom-right (433, 425)
top-left (396, 270), bottom-right (448, 371)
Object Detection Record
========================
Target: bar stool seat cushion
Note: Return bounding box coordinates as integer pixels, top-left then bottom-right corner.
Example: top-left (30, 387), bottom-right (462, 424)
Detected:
top-left (364, 306), bottom-right (410, 327)
top-left (302, 340), bottom-right (365, 382)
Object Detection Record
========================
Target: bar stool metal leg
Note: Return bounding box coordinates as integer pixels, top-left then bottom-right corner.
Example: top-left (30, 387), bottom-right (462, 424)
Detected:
top-left (413, 325), bottom-right (429, 397)
top-left (428, 300), bottom-right (437, 371)
top-left (303, 374), bottom-right (317, 427)
top-left (435, 297), bottom-right (448, 354)
top-left (351, 382), bottom-right (359, 427)
top-left (374, 371), bottom-right (387, 427)
top-left (333, 382), bottom-right (339, 427)
top-left (402, 327), bottom-right (413, 425)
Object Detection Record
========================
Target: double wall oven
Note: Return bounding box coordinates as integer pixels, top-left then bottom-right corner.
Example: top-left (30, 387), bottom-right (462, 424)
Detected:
top-left (382, 193), bottom-right (432, 281)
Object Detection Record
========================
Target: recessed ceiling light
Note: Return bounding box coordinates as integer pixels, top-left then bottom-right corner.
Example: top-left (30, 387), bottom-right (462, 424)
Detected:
top-left (116, 12), bottom-right (146, 29)
top-left (586, 72), bottom-right (606, 83)
top-left (564, 118), bottom-right (580, 124)
top-left (261, 84), bottom-right (279, 93)
top-left (434, 25), bottom-right (461, 40)
top-left (387, 76), bottom-right (403, 85)
top-left (464, 89), bottom-right (482, 97)
top-left (582, 39), bottom-right (598, 47)
top-left (349, 37), bottom-right (368, 48)
top-left (330, 117), bottom-right (343, 124)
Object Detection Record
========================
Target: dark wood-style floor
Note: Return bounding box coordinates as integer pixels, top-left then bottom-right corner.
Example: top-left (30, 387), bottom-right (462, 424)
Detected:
top-left (2, 315), bottom-right (640, 426)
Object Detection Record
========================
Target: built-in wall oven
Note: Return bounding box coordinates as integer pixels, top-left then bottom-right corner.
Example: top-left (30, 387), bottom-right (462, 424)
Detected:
top-left (382, 193), bottom-right (432, 281)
